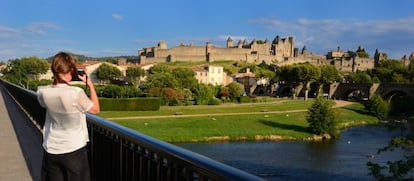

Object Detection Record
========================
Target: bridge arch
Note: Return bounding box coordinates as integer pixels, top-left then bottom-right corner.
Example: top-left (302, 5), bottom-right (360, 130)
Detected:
top-left (381, 89), bottom-right (414, 115)
top-left (274, 84), bottom-right (294, 97)
top-left (382, 90), bottom-right (408, 99)
top-left (331, 83), bottom-right (371, 100)
top-left (380, 89), bottom-right (414, 102)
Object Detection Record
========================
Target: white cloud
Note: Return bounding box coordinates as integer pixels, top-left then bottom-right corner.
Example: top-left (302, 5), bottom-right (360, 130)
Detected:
top-left (248, 16), bottom-right (414, 58)
top-left (247, 17), bottom-right (289, 31)
top-left (24, 22), bottom-right (59, 35)
top-left (0, 23), bottom-right (62, 61)
top-left (112, 13), bottom-right (123, 21)
top-left (0, 26), bottom-right (22, 39)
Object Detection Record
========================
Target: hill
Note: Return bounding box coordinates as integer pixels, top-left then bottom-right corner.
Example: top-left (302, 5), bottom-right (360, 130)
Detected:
top-left (45, 53), bottom-right (138, 63)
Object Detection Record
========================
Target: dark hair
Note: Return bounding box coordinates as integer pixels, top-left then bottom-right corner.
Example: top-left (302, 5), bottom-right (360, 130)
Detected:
top-left (51, 52), bottom-right (77, 84)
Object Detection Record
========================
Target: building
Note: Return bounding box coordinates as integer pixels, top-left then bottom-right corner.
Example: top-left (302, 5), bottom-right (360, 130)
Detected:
top-left (233, 68), bottom-right (257, 95)
top-left (193, 65), bottom-right (230, 86)
top-left (327, 46), bottom-right (379, 72)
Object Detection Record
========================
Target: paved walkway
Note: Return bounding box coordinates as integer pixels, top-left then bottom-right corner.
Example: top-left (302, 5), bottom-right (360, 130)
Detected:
top-left (0, 85), bottom-right (43, 181)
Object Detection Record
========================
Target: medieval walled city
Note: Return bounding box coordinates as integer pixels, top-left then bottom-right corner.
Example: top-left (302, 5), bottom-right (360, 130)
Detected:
top-left (137, 35), bottom-right (413, 73)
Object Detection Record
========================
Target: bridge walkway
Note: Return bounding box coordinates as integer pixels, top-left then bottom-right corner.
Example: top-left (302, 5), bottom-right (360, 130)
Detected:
top-left (0, 86), bottom-right (43, 181)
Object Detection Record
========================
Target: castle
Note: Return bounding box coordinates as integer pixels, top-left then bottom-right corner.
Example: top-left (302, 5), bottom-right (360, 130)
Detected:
top-left (138, 36), bottom-right (305, 64)
top-left (138, 35), bottom-right (392, 72)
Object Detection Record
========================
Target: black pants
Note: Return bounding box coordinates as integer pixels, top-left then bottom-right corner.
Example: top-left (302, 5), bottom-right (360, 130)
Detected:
top-left (41, 146), bottom-right (90, 181)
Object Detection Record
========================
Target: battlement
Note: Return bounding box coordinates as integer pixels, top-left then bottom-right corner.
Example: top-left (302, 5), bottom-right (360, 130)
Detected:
top-left (138, 35), bottom-right (392, 73)
top-left (138, 35), bottom-right (296, 64)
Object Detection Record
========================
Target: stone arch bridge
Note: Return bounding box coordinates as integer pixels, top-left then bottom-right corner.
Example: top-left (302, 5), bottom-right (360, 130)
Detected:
top-left (329, 83), bottom-right (414, 101)
top-left (274, 83), bottom-right (414, 101)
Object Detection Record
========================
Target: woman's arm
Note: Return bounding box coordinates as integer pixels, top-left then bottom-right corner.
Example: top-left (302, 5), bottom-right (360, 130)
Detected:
top-left (79, 72), bottom-right (100, 114)
top-left (86, 81), bottom-right (100, 114)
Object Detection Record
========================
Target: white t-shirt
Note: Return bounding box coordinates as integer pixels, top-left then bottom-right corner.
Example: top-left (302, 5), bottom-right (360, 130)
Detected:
top-left (37, 84), bottom-right (93, 154)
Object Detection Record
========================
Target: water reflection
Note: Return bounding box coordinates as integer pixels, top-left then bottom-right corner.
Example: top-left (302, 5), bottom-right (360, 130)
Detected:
top-left (175, 124), bottom-right (407, 180)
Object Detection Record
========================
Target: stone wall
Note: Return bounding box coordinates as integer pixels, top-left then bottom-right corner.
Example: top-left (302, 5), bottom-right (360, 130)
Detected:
top-left (138, 35), bottom-right (295, 64)
top-left (137, 35), bottom-right (379, 73)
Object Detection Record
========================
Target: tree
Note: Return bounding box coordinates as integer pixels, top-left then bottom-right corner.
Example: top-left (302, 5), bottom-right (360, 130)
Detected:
top-left (3, 60), bottom-right (28, 86)
top-left (19, 56), bottom-right (49, 76)
top-left (408, 60), bottom-right (414, 83)
top-left (217, 85), bottom-right (230, 100)
top-left (148, 87), bottom-right (183, 106)
top-left (3, 57), bottom-right (49, 87)
top-left (148, 64), bottom-right (171, 74)
top-left (180, 88), bottom-right (195, 105)
top-left (96, 63), bottom-right (122, 83)
top-left (356, 51), bottom-right (370, 58)
top-left (142, 64), bottom-right (178, 89)
top-left (306, 97), bottom-right (338, 137)
top-left (369, 59), bottom-right (409, 83)
top-left (144, 72), bottom-right (178, 89)
top-left (277, 65), bottom-right (298, 98)
top-left (172, 67), bottom-right (198, 89)
top-left (318, 65), bottom-right (342, 97)
top-left (251, 64), bottom-right (275, 95)
top-left (355, 46), bottom-right (370, 58)
top-left (277, 65), bottom-right (295, 84)
top-left (293, 63), bottom-right (321, 101)
top-left (345, 71), bottom-right (372, 83)
top-left (227, 82), bottom-right (245, 100)
top-left (364, 94), bottom-right (390, 120)
top-left (126, 67), bottom-right (145, 87)
top-left (192, 83), bottom-right (214, 105)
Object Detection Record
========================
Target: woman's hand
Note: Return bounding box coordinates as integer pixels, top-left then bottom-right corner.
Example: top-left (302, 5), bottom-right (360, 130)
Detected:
top-left (77, 71), bottom-right (91, 85)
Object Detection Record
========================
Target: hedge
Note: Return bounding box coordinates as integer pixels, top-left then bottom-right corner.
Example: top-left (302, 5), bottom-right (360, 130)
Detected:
top-left (99, 97), bottom-right (161, 111)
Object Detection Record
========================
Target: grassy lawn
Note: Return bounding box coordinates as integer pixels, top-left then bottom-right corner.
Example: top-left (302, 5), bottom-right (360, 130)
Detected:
top-left (99, 100), bottom-right (379, 143)
top-left (98, 99), bottom-right (313, 118)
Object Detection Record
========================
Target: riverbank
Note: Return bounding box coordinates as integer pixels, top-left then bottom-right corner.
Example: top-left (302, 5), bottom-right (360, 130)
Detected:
top-left (100, 100), bottom-right (380, 142)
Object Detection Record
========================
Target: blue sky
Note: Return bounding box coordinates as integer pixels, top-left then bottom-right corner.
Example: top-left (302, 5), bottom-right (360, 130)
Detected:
top-left (1, 0), bottom-right (413, 62)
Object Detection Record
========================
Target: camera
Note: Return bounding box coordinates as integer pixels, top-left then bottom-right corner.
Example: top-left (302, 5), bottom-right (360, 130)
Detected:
top-left (71, 69), bottom-right (86, 81)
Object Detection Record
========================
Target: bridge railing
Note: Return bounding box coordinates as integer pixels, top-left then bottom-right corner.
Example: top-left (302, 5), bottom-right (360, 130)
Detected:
top-left (1, 80), bottom-right (264, 181)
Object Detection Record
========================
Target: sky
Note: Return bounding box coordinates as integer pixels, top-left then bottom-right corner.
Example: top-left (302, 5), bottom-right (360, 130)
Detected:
top-left (1, 0), bottom-right (414, 62)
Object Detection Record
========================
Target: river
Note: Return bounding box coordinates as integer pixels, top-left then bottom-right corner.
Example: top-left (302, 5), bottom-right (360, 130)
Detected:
top-left (175, 123), bottom-right (410, 180)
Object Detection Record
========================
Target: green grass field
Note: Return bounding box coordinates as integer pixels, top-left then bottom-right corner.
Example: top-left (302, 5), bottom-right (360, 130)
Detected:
top-left (98, 100), bottom-right (379, 142)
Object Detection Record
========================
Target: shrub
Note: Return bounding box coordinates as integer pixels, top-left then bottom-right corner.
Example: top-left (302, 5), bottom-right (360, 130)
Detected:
top-left (239, 96), bottom-right (250, 103)
top-left (307, 97), bottom-right (338, 137)
top-left (147, 87), bottom-right (184, 106)
top-left (208, 97), bottom-right (222, 105)
top-left (365, 95), bottom-right (390, 120)
top-left (99, 97), bottom-right (160, 111)
top-left (193, 83), bottom-right (213, 105)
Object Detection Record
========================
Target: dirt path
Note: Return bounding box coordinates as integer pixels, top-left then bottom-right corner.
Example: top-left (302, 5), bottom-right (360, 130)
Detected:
top-left (332, 100), bottom-right (355, 108)
top-left (106, 100), bottom-right (356, 121)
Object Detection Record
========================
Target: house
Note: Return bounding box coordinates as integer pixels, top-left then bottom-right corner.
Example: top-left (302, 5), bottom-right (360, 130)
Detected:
top-left (193, 65), bottom-right (231, 86)
top-left (232, 68), bottom-right (257, 95)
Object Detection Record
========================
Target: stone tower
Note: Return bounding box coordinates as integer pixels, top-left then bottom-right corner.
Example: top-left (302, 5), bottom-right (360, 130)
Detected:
top-left (158, 41), bottom-right (167, 49)
top-left (226, 37), bottom-right (233, 48)
top-left (302, 46), bottom-right (308, 55)
top-left (374, 49), bottom-right (386, 66)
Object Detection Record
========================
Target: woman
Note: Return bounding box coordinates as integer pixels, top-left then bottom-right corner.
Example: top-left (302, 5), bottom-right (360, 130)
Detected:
top-left (37, 52), bottom-right (100, 181)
